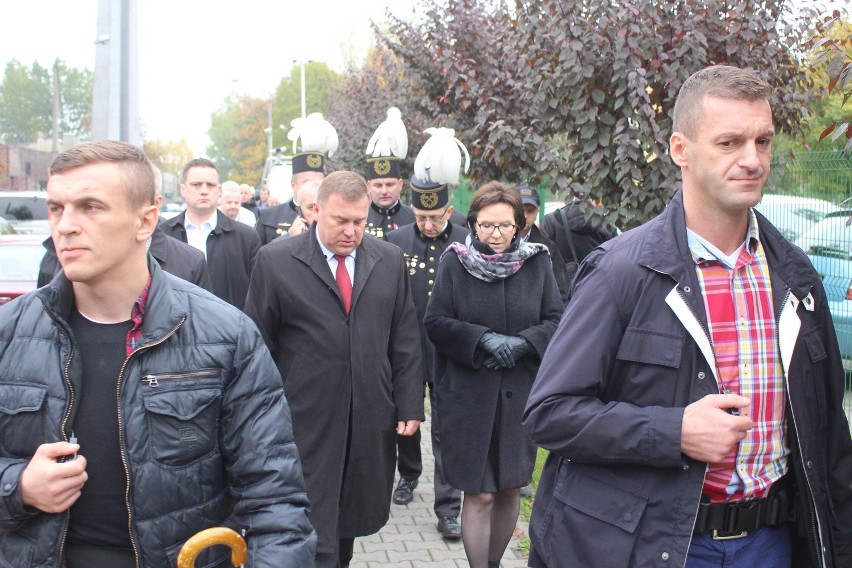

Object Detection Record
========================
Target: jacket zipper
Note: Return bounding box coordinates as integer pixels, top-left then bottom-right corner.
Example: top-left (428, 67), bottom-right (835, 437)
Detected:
top-left (42, 305), bottom-right (75, 568)
top-left (140, 369), bottom-right (218, 387)
top-left (117, 316), bottom-right (187, 568)
top-left (777, 288), bottom-right (826, 568)
top-left (56, 342), bottom-right (75, 568)
top-left (676, 285), bottom-right (719, 566)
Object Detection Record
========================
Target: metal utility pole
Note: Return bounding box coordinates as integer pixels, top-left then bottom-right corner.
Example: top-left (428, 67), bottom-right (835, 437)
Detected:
top-left (91, 0), bottom-right (141, 144)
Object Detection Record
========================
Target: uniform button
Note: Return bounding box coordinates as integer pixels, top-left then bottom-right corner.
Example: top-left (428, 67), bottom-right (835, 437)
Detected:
top-left (506, 391), bottom-right (513, 398)
top-left (697, 371), bottom-right (705, 380)
top-left (429, 268), bottom-right (435, 274)
top-left (807, 460), bottom-right (814, 469)
top-left (682, 463), bottom-right (690, 470)
top-left (661, 551), bottom-right (670, 561)
top-left (427, 291), bottom-right (432, 297)
top-left (429, 257), bottom-right (435, 262)
top-left (430, 245), bottom-right (436, 250)
top-left (428, 280), bottom-right (434, 285)
top-left (3, 483), bottom-right (11, 492)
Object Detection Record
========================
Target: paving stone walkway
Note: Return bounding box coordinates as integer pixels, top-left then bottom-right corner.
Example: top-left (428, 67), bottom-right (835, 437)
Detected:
top-left (349, 419), bottom-right (529, 567)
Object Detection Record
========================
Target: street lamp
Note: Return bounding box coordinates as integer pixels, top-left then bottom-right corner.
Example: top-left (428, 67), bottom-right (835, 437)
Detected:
top-left (293, 59), bottom-right (313, 118)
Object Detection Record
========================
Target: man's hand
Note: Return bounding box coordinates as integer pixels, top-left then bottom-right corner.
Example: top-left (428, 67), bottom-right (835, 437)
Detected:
top-left (681, 394), bottom-right (753, 463)
top-left (397, 420), bottom-right (421, 436)
top-left (288, 217), bottom-right (307, 237)
top-left (20, 442), bottom-right (88, 513)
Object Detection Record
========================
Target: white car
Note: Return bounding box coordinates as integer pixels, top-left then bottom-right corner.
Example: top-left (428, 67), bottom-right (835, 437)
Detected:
top-left (755, 194), bottom-right (839, 243)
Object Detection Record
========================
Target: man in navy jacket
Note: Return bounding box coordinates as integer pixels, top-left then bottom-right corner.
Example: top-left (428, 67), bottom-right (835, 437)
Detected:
top-left (524, 66), bottom-right (852, 567)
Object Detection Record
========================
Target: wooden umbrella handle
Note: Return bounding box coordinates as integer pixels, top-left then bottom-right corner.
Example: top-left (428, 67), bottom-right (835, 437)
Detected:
top-left (176, 527), bottom-right (248, 568)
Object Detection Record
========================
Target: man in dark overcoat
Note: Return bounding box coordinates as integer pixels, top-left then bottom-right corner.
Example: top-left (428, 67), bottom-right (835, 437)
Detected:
top-left (159, 158), bottom-right (259, 310)
top-left (386, 177), bottom-right (468, 539)
top-left (245, 171), bottom-right (424, 568)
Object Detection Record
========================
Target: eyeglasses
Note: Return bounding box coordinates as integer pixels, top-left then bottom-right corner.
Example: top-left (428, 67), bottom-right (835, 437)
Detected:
top-left (414, 208), bottom-right (449, 224)
top-left (477, 222), bottom-right (516, 235)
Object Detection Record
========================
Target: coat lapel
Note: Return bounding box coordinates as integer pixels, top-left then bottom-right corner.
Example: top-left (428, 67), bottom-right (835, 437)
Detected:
top-left (351, 236), bottom-right (381, 312)
top-left (294, 227), bottom-right (343, 309)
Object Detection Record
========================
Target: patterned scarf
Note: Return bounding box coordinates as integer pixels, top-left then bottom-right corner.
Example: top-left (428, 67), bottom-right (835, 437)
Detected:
top-left (444, 234), bottom-right (549, 282)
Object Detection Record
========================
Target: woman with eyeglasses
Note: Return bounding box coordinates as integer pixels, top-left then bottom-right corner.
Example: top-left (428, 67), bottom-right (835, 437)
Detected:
top-left (424, 181), bottom-right (563, 568)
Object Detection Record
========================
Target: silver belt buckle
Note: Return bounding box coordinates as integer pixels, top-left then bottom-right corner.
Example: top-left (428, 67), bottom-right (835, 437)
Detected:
top-left (712, 529), bottom-right (749, 540)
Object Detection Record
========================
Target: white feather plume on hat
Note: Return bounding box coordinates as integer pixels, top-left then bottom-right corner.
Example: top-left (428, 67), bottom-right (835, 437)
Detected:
top-left (366, 107), bottom-right (408, 159)
top-left (288, 112), bottom-right (339, 157)
top-left (413, 127), bottom-right (470, 186)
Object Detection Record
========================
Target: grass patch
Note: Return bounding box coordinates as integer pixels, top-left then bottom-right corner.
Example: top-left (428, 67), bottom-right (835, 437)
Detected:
top-left (516, 447), bottom-right (548, 556)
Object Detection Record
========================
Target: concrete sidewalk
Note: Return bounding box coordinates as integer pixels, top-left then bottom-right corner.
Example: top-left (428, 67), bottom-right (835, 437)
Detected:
top-left (349, 419), bottom-right (529, 567)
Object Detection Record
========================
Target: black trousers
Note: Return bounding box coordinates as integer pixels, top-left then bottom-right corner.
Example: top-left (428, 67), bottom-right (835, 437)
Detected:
top-left (396, 383), bottom-right (462, 518)
top-left (315, 537), bottom-right (354, 568)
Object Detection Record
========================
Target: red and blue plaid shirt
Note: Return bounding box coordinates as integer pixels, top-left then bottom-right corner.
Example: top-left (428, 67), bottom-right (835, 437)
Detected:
top-left (689, 211), bottom-right (789, 503)
top-left (125, 276), bottom-right (151, 357)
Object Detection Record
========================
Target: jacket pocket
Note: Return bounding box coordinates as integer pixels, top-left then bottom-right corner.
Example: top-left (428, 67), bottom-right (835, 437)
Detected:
top-left (142, 379), bottom-right (222, 467)
top-left (0, 384), bottom-right (47, 458)
top-left (546, 466), bottom-right (647, 567)
top-left (616, 327), bottom-right (682, 368)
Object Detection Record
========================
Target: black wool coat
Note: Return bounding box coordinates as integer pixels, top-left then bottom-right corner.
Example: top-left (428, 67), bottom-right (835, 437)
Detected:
top-left (160, 212), bottom-right (259, 310)
top-left (244, 227), bottom-right (424, 554)
top-left (424, 247), bottom-right (563, 492)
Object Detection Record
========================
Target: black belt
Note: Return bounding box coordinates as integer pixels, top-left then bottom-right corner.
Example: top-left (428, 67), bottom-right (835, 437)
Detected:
top-left (693, 488), bottom-right (790, 540)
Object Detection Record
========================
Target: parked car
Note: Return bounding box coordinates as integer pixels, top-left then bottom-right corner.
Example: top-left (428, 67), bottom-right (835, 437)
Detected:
top-left (0, 235), bottom-right (44, 305)
top-left (795, 210), bottom-right (852, 360)
top-left (755, 194), bottom-right (839, 243)
top-left (0, 190), bottom-right (50, 235)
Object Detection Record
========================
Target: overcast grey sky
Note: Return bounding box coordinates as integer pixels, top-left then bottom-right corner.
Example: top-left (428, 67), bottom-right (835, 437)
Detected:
top-left (2, 0), bottom-right (416, 154)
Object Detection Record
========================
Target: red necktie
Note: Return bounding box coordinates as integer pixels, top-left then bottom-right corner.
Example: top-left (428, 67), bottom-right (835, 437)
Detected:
top-left (334, 254), bottom-right (352, 314)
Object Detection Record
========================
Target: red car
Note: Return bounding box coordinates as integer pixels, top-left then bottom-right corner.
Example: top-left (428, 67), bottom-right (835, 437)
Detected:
top-left (0, 235), bottom-right (44, 305)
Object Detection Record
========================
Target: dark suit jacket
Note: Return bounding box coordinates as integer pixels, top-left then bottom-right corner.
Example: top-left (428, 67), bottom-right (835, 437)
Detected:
top-left (256, 200), bottom-right (299, 246)
top-left (386, 222), bottom-right (469, 382)
top-left (244, 226), bottom-right (423, 553)
top-left (37, 228), bottom-right (213, 292)
top-left (160, 212), bottom-right (259, 310)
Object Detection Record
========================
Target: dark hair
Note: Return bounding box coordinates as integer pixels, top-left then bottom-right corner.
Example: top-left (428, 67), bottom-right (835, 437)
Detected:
top-left (466, 181), bottom-right (525, 234)
top-left (672, 65), bottom-right (772, 138)
top-left (181, 158), bottom-right (218, 183)
top-left (49, 140), bottom-right (155, 210)
top-left (317, 171), bottom-right (369, 204)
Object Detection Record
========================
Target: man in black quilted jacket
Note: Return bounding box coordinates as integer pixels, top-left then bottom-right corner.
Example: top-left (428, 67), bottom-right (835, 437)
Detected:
top-left (0, 140), bottom-right (316, 567)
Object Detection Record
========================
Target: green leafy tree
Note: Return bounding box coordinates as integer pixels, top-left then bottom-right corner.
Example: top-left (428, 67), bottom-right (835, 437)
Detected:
top-left (379, 0), bottom-right (816, 229)
top-left (0, 60), bottom-right (52, 143)
top-left (272, 61), bottom-right (342, 151)
top-left (207, 62), bottom-right (340, 186)
top-left (207, 94), bottom-right (269, 184)
top-left (0, 59), bottom-right (92, 144)
top-left (56, 62), bottom-right (93, 140)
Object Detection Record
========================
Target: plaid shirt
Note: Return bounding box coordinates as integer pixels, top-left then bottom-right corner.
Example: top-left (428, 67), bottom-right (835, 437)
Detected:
top-left (689, 211), bottom-right (789, 502)
top-left (126, 275), bottom-right (151, 356)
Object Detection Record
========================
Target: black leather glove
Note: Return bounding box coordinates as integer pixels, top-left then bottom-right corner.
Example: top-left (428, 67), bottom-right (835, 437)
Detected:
top-left (506, 336), bottom-right (533, 361)
top-left (482, 354), bottom-right (506, 370)
top-left (478, 332), bottom-right (515, 368)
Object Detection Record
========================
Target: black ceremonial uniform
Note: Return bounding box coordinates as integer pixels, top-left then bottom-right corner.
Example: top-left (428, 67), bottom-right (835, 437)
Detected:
top-left (366, 201), bottom-right (415, 240)
top-left (386, 221), bottom-right (468, 521)
top-left (257, 199), bottom-right (300, 246)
